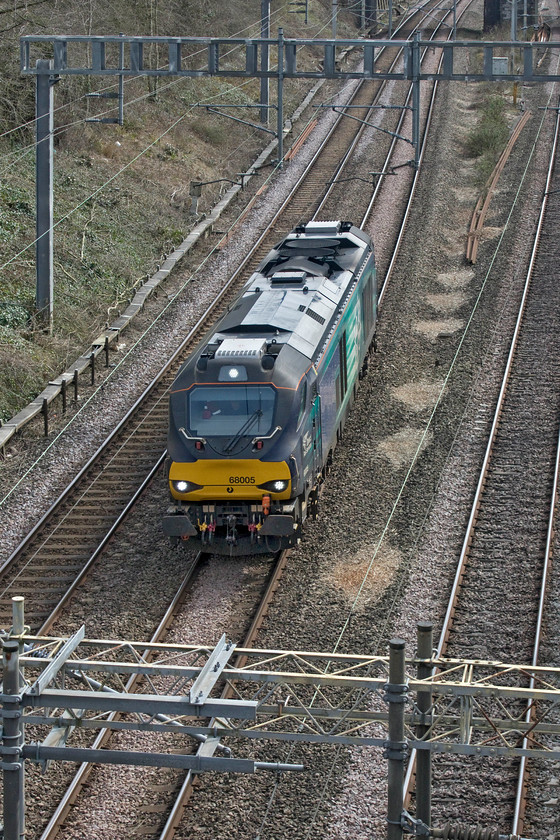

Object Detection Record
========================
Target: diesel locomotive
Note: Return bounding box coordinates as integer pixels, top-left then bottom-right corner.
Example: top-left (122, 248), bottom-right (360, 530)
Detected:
top-left (163, 220), bottom-right (377, 554)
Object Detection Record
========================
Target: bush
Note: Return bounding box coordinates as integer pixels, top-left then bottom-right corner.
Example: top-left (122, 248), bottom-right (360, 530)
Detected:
top-left (466, 95), bottom-right (510, 159)
top-left (465, 94), bottom-right (511, 185)
top-left (0, 301), bottom-right (29, 329)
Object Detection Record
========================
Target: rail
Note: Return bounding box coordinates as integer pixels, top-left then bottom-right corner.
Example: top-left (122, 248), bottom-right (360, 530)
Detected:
top-left (466, 109), bottom-right (532, 264)
top-left (0, 77), bottom-right (325, 457)
top-left (38, 553), bottom-right (206, 840)
top-left (403, 95), bottom-right (560, 833)
top-left (510, 94), bottom-right (560, 839)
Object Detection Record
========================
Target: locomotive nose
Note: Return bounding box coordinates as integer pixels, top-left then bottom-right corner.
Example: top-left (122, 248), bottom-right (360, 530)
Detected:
top-left (168, 458), bottom-right (291, 501)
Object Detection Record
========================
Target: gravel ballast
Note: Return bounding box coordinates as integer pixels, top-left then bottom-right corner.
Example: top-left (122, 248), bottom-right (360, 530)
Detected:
top-left (2, 34), bottom-right (560, 840)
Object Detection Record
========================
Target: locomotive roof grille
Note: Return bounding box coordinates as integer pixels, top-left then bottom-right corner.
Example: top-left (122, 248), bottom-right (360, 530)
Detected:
top-left (294, 220), bottom-right (343, 236)
top-left (215, 338), bottom-right (267, 359)
top-left (306, 308), bottom-right (326, 325)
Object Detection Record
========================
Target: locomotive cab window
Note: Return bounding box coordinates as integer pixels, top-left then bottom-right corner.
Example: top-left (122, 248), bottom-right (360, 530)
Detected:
top-left (187, 385), bottom-right (276, 437)
top-left (297, 382), bottom-right (307, 428)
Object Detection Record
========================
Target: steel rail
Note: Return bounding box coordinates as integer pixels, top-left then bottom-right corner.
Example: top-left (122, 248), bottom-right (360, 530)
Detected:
top-left (152, 12), bottom-right (464, 838)
top-left (158, 547), bottom-right (290, 840)
top-left (402, 94), bottom-right (560, 825)
top-left (3, 13), bottom-right (446, 840)
top-left (36, 449), bottom-right (167, 636)
top-left (360, 0), bottom-right (470, 241)
top-left (1, 0), bottom-right (429, 581)
top-left (466, 109), bottom-right (533, 264)
top-left (24, 49), bottom-right (417, 838)
top-left (372, 0), bottom-right (477, 307)
top-left (316, 0), bottom-right (474, 223)
top-left (216, 0), bottom-right (449, 280)
top-left (314, 25), bottom-right (429, 217)
top-left (38, 553), bottom-right (207, 840)
top-left (510, 97), bottom-right (560, 839)
top-left (11, 4), bottom-right (462, 837)
top-left (0, 263), bottom-right (251, 628)
top-left (312, 0), bottom-right (468, 221)
top-left (0, 0), bottom-right (447, 630)
top-left (156, 7), bottom-right (475, 840)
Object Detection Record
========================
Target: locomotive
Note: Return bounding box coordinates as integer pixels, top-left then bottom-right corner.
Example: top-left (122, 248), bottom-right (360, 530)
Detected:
top-left (163, 220), bottom-right (377, 554)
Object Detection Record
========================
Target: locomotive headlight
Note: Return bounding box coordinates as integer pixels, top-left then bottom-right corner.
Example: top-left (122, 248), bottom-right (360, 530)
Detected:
top-left (218, 365), bottom-right (247, 381)
top-left (172, 480), bottom-right (203, 493)
top-left (258, 479), bottom-right (289, 493)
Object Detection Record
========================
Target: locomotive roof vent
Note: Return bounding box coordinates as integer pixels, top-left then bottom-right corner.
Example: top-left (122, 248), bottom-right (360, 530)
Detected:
top-left (270, 270), bottom-right (307, 285)
top-left (215, 337), bottom-right (267, 359)
top-left (299, 220), bottom-right (341, 237)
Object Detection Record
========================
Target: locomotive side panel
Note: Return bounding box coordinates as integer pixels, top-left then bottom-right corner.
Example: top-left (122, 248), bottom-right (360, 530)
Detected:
top-left (316, 254), bottom-right (376, 458)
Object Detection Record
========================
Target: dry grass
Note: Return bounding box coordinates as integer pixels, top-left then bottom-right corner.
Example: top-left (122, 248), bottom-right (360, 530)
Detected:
top-left (0, 0), bottom-right (362, 421)
top-left (377, 425), bottom-right (433, 468)
top-left (328, 544), bottom-right (402, 607)
top-left (392, 380), bottom-right (445, 412)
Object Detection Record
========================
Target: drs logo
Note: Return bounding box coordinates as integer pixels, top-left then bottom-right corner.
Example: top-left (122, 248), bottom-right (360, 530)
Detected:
top-left (229, 476), bottom-right (256, 484)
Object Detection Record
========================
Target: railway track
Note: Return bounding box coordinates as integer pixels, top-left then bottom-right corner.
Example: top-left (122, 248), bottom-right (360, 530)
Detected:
top-left (34, 547), bottom-right (288, 840)
top-left (157, 547), bottom-right (291, 839)
top-left (0, 4), bottom-right (476, 838)
top-left (0, 0), bottom-right (452, 635)
top-left (36, 551), bottom-right (205, 838)
top-left (36, 7), bottom-right (477, 834)
top-left (404, 96), bottom-right (560, 836)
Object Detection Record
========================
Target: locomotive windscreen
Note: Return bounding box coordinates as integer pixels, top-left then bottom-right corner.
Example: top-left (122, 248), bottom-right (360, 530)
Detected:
top-left (187, 385), bottom-right (276, 437)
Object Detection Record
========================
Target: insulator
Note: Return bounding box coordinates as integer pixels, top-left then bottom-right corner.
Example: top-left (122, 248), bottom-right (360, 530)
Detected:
top-left (438, 824), bottom-right (501, 840)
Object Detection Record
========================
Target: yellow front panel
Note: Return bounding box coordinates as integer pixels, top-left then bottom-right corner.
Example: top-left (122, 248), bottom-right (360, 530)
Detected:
top-left (169, 459), bottom-right (291, 501)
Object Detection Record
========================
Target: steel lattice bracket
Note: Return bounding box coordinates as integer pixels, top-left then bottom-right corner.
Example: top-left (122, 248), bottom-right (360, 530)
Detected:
top-left (3, 633), bottom-right (559, 758)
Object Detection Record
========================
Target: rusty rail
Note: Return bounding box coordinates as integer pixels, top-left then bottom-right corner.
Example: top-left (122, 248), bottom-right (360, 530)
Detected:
top-left (466, 109), bottom-right (532, 264)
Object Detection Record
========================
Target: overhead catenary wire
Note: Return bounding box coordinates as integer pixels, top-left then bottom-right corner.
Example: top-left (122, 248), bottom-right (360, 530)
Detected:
top-left (0, 72), bottom-right (271, 275)
top-left (254, 40), bottom-right (560, 840)
top-left (0, 0), bottom-right (343, 157)
top-left (0, 7), bottom-right (340, 259)
top-left (0, 110), bottom-right (292, 509)
top-left (0, 0), bottom-right (344, 191)
top-left (0, 0), bottom-right (294, 148)
top-left (1, 0), bottom-right (322, 255)
top-left (0, 71), bottom-right (263, 176)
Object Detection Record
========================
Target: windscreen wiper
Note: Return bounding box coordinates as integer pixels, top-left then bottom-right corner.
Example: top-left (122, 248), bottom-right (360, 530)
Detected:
top-left (223, 409), bottom-right (263, 454)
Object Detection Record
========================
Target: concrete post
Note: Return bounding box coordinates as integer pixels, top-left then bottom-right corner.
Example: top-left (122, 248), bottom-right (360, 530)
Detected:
top-left (2, 640), bottom-right (24, 840)
top-left (386, 638), bottom-right (407, 840)
top-left (416, 622), bottom-right (433, 833)
top-left (277, 29), bottom-right (284, 166)
top-left (35, 59), bottom-right (54, 333)
top-left (11, 596), bottom-right (25, 637)
top-left (412, 35), bottom-right (421, 169)
top-left (260, 0), bottom-right (270, 124)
